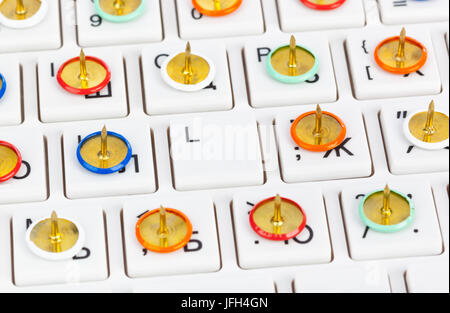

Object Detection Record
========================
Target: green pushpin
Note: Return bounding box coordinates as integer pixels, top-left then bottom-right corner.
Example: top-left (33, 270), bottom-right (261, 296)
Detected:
top-left (94, 0), bottom-right (146, 23)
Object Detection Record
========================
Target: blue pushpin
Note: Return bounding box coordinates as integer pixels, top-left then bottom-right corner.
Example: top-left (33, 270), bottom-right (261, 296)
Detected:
top-left (94, 0), bottom-right (146, 23)
top-left (0, 73), bottom-right (6, 100)
top-left (77, 126), bottom-right (132, 174)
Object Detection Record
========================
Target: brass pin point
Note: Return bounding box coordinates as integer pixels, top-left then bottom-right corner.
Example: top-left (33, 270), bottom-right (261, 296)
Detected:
top-left (288, 35), bottom-right (297, 76)
top-left (272, 194), bottom-right (284, 230)
top-left (79, 49), bottom-right (89, 89)
top-left (183, 42), bottom-right (193, 85)
top-left (213, 0), bottom-right (221, 10)
top-left (50, 211), bottom-right (62, 253)
top-left (100, 125), bottom-right (109, 162)
top-left (381, 185), bottom-right (392, 225)
top-left (395, 27), bottom-right (406, 68)
top-left (159, 206), bottom-right (169, 247)
top-left (113, 0), bottom-right (125, 15)
top-left (424, 100), bottom-right (436, 140)
top-left (16, 0), bottom-right (27, 16)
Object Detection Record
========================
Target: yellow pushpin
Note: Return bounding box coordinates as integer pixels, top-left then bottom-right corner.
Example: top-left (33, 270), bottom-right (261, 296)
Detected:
top-left (26, 211), bottom-right (85, 260)
top-left (94, 0), bottom-right (146, 23)
top-left (192, 0), bottom-right (243, 17)
top-left (249, 194), bottom-right (307, 241)
top-left (403, 100), bottom-right (449, 150)
top-left (375, 27), bottom-right (428, 75)
top-left (0, 0), bottom-right (48, 28)
top-left (359, 185), bottom-right (415, 233)
top-left (161, 42), bottom-right (216, 92)
top-left (135, 206), bottom-right (193, 253)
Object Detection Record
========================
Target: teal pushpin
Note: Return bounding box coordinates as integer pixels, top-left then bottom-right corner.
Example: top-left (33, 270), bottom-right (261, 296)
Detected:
top-left (266, 35), bottom-right (319, 84)
top-left (94, 0), bottom-right (146, 23)
top-left (359, 185), bottom-right (415, 233)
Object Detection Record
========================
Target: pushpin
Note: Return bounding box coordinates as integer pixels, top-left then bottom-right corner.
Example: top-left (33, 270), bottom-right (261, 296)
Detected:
top-left (77, 125), bottom-right (132, 174)
top-left (359, 185), bottom-right (415, 233)
top-left (300, 0), bottom-right (346, 10)
top-left (135, 206), bottom-right (193, 253)
top-left (0, 72), bottom-right (6, 100)
top-left (249, 194), bottom-right (307, 241)
top-left (290, 105), bottom-right (347, 152)
top-left (57, 49), bottom-right (111, 95)
top-left (403, 100), bottom-right (449, 150)
top-left (374, 27), bottom-right (428, 75)
top-left (0, 141), bottom-right (22, 183)
top-left (94, 0), bottom-right (146, 23)
top-left (161, 42), bottom-right (216, 92)
top-left (26, 211), bottom-right (85, 261)
top-left (192, 0), bottom-right (242, 17)
top-left (0, 0), bottom-right (48, 28)
top-left (266, 35), bottom-right (319, 84)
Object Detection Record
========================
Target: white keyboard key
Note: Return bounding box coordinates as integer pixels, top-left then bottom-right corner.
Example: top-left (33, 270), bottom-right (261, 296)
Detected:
top-left (142, 41), bottom-right (233, 115)
top-left (63, 124), bottom-right (156, 199)
top-left (233, 188), bottom-right (331, 269)
top-left (12, 206), bottom-right (108, 286)
top-left (406, 261), bottom-right (449, 293)
top-left (295, 266), bottom-right (391, 293)
top-left (0, 59), bottom-right (21, 126)
top-left (76, 0), bottom-right (162, 47)
top-left (275, 104), bottom-right (372, 183)
top-left (341, 180), bottom-right (443, 260)
top-left (244, 34), bottom-right (337, 108)
top-left (123, 196), bottom-right (221, 278)
top-left (176, 0), bottom-right (264, 39)
top-left (133, 274), bottom-right (275, 293)
top-left (169, 115), bottom-right (264, 191)
top-left (278, 0), bottom-right (365, 32)
top-left (380, 101), bottom-right (449, 175)
top-left (38, 49), bottom-right (128, 123)
top-left (0, 0), bottom-right (60, 53)
top-left (378, 0), bottom-right (449, 25)
top-left (0, 129), bottom-right (47, 204)
top-left (346, 27), bottom-right (441, 100)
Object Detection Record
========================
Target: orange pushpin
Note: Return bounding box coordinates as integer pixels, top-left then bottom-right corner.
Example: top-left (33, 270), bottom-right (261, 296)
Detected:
top-left (135, 206), bottom-right (193, 253)
top-left (374, 27), bottom-right (428, 75)
top-left (290, 105), bottom-right (347, 152)
top-left (192, 0), bottom-right (242, 17)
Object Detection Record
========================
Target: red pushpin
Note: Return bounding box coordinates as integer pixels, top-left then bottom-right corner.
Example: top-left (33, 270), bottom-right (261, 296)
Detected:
top-left (300, 0), bottom-right (346, 10)
top-left (0, 141), bottom-right (22, 183)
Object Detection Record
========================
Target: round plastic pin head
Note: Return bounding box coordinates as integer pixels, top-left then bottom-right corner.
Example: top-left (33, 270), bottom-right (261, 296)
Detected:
top-left (266, 35), bottom-right (319, 84)
top-left (375, 27), bottom-right (428, 75)
top-left (0, 141), bottom-right (22, 183)
top-left (0, 72), bottom-right (6, 100)
top-left (192, 0), bottom-right (242, 17)
top-left (136, 206), bottom-right (193, 253)
top-left (26, 211), bottom-right (85, 261)
top-left (291, 105), bottom-right (347, 152)
top-left (94, 0), bottom-right (145, 23)
top-left (359, 185), bottom-right (415, 233)
top-left (0, 0), bottom-right (48, 28)
top-left (249, 194), bottom-right (307, 241)
top-left (403, 100), bottom-right (449, 150)
top-left (161, 42), bottom-right (216, 92)
top-left (300, 0), bottom-right (346, 10)
top-left (77, 126), bottom-right (132, 174)
top-left (57, 49), bottom-right (111, 95)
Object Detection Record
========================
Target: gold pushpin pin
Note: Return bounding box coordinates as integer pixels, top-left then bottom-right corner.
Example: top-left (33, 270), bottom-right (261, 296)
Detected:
top-left (359, 185), bottom-right (415, 233)
top-left (161, 42), bottom-right (216, 92)
top-left (192, 0), bottom-right (243, 17)
top-left (291, 104), bottom-right (347, 152)
top-left (375, 27), bottom-right (428, 74)
top-left (249, 194), bottom-right (307, 241)
top-left (0, 0), bottom-right (47, 28)
top-left (404, 100), bottom-right (449, 150)
top-left (136, 206), bottom-right (193, 253)
top-left (26, 211), bottom-right (85, 260)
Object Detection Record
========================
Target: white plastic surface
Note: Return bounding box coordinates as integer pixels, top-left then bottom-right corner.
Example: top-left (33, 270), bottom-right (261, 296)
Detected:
top-left (378, 0), bottom-right (449, 25)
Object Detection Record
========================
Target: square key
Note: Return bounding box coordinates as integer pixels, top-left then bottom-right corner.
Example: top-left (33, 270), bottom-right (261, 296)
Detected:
top-left (346, 27), bottom-right (441, 100)
top-left (12, 206), bottom-right (108, 286)
top-left (0, 129), bottom-right (47, 204)
top-left (378, 0), bottom-right (449, 25)
top-left (0, 0), bottom-right (60, 53)
top-left (278, 0), bottom-right (365, 32)
top-left (406, 261), bottom-right (449, 293)
top-left (38, 49), bottom-right (128, 123)
top-left (275, 104), bottom-right (372, 183)
top-left (63, 124), bottom-right (156, 199)
top-left (233, 188), bottom-right (331, 269)
top-left (341, 180), bottom-right (443, 261)
top-left (169, 114), bottom-right (264, 191)
top-left (141, 41), bottom-right (233, 115)
top-left (380, 100), bottom-right (449, 175)
top-left (176, 0), bottom-right (264, 40)
top-left (244, 34), bottom-right (337, 108)
top-left (123, 196), bottom-right (221, 278)
top-left (0, 59), bottom-right (21, 126)
top-left (76, 0), bottom-right (162, 47)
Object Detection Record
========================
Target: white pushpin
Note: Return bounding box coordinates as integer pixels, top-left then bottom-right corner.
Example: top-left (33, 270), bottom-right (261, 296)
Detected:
top-left (0, 0), bottom-right (48, 29)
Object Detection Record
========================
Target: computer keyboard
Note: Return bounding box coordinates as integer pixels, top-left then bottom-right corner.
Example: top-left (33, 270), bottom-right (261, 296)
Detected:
top-left (0, 0), bottom-right (448, 294)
